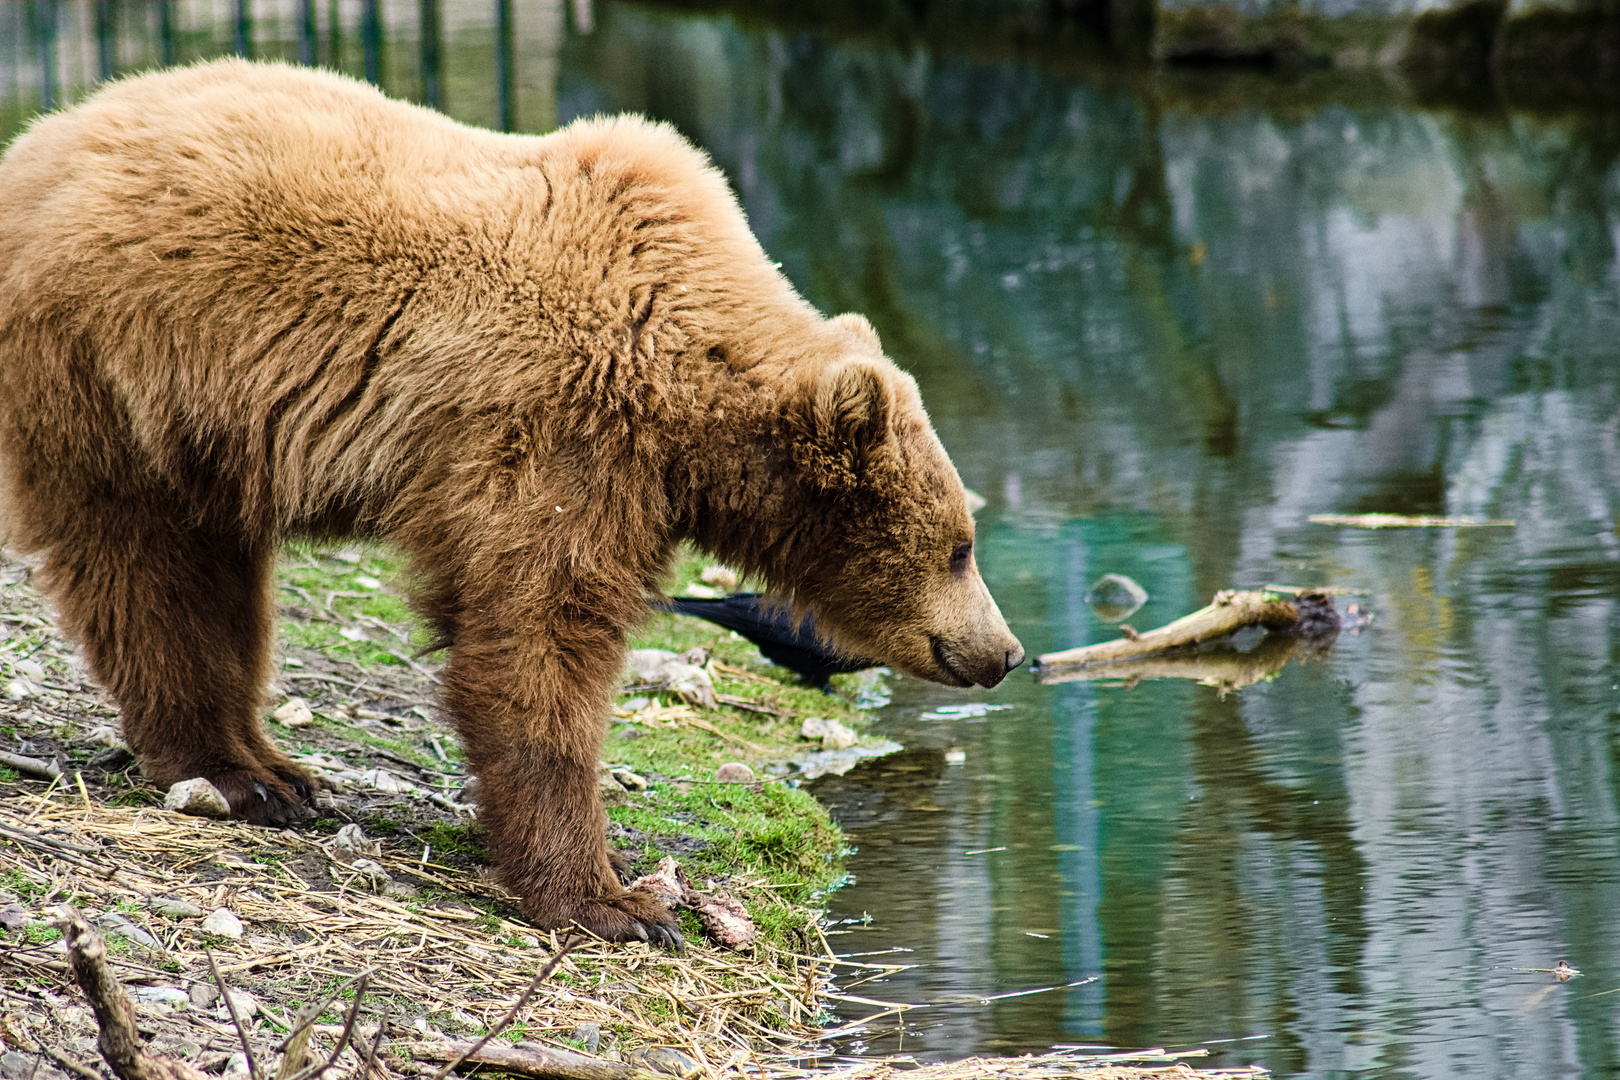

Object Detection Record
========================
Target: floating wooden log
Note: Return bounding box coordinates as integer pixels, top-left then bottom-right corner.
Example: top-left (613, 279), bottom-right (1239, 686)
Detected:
top-left (1033, 586), bottom-right (1353, 675)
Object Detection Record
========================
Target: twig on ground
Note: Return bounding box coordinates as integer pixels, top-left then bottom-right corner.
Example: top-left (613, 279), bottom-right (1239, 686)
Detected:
top-left (53, 905), bottom-right (210, 1080)
top-left (428, 938), bottom-right (577, 1080)
top-left (206, 948), bottom-right (261, 1080)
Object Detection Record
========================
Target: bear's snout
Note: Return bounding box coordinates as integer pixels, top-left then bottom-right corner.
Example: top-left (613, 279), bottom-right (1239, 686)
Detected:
top-left (932, 626), bottom-right (1025, 688)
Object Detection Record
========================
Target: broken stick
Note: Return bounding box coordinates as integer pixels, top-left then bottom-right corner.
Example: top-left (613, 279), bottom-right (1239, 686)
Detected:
top-left (54, 906), bottom-right (211, 1080)
top-left (1034, 587), bottom-right (1347, 673)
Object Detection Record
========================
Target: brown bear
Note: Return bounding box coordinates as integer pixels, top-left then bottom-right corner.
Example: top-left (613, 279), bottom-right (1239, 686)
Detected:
top-left (0, 60), bottom-right (1024, 946)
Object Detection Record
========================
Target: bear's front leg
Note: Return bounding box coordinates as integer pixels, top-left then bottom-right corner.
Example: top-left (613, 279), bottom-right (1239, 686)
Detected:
top-left (443, 630), bottom-right (682, 949)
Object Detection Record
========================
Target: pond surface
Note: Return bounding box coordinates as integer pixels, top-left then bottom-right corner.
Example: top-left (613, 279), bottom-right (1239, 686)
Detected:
top-left (7, 3), bottom-right (1620, 1077)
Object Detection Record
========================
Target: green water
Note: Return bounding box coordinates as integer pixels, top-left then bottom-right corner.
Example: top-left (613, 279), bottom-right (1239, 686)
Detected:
top-left (7, 3), bottom-right (1620, 1075)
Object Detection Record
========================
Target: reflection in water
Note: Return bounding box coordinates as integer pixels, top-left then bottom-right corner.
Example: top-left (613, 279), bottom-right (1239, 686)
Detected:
top-left (7, 4), bottom-right (1620, 1076)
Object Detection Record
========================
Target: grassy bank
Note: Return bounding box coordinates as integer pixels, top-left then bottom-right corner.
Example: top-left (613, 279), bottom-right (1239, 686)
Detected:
top-left (0, 541), bottom-right (901, 1074)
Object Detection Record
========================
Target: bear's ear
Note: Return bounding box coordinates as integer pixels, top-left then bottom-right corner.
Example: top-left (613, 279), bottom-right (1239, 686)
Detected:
top-left (829, 313), bottom-right (884, 354)
top-left (797, 360), bottom-right (892, 488)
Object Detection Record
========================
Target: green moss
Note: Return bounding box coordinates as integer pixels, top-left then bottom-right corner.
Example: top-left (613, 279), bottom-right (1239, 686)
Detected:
top-left (272, 541), bottom-right (869, 950)
top-left (420, 821), bottom-right (487, 858)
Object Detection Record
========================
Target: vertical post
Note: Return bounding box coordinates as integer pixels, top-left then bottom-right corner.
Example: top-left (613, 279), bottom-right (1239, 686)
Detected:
top-left (298, 0), bottom-right (314, 65)
top-left (495, 0), bottom-right (513, 132)
top-left (234, 0), bottom-right (250, 59)
top-left (34, 0), bottom-right (56, 112)
top-left (419, 0), bottom-right (441, 109)
top-left (95, 0), bottom-right (114, 81)
top-left (159, 0), bottom-right (174, 67)
top-left (362, 0), bottom-right (380, 84)
top-left (327, 0), bottom-right (341, 70)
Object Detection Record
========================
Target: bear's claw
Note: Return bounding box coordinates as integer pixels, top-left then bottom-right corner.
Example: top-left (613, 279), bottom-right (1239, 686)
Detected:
top-left (569, 893), bottom-right (684, 953)
top-left (204, 763), bottom-right (317, 827)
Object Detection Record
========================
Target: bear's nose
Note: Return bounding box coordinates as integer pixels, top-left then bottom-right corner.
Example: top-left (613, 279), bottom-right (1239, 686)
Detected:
top-left (1004, 644), bottom-right (1026, 675)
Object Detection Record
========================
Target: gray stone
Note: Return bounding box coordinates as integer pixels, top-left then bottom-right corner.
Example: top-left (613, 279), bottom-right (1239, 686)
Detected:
top-left (568, 1023), bottom-right (602, 1055)
top-left (0, 903), bottom-right (27, 934)
top-left (629, 1047), bottom-right (702, 1077)
top-left (95, 911), bottom-right (163, 950)
top-left (201, 908), bottom-right (244, 939)
top-left (150, 897), bottom-right (204, 919)
top-left (163, 778), bottom-right (231, 818)
top-left (130, 986), bottom-right (191, 1010)
top-left (188, 982), bottom-right (220, 1010)
top-left (1085, 573), bottom-right (1148, 623)
top-left (800, 716), bottom-right (858, 750)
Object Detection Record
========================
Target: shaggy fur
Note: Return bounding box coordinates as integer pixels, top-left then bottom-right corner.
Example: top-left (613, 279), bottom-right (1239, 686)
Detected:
top-left (0, 60), bottom-right (1023, 944)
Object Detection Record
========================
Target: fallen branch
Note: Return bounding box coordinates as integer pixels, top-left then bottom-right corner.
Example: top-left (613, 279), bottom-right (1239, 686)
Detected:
top-left (1035, 587), bottom-right (1346, 671)
top-left (410, 1042), bottom-right (658, 1080)
top-left (1035, 630), bottom-right (1314, 691)
top-left (54, 906), bottom-right (211, 1080)
top-left (0, 750), bottom-right (60, 779)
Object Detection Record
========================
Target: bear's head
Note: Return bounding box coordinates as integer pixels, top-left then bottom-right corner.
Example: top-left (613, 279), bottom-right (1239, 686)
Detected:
top-left (780, 315), bottom-right (1025, 689)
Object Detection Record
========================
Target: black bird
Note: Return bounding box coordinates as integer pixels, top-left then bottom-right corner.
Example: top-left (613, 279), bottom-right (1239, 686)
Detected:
top-left (653, 593), bottom-right (875, 689)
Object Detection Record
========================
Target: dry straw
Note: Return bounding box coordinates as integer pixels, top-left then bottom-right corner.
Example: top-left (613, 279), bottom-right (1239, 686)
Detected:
top-left (1, 791), bottom-right (1266, 1078)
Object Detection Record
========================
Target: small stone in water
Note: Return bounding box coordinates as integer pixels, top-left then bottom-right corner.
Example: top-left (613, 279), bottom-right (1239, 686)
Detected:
top-left (1085, 573), bottom-right (1148, 623)
top-left (944, 748), bottom-right (967, 765)
top-left (164, 778), bottom-right (231, 818)
top-left (716, 762), bottom-right (754, 783)
top-left (800, 716), bottom-right (858, 750)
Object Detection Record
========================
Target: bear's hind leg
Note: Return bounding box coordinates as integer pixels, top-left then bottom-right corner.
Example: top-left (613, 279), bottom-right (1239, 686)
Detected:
top-left (44, 509), bottom-right (312, 825)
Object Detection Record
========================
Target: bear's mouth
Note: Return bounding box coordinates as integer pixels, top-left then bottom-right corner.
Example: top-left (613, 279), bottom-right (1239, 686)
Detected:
top-left (929, 637), bottom-right (974, 688)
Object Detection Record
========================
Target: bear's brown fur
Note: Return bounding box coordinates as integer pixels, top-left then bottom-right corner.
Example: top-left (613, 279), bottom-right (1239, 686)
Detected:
top-left (0, 60), bottom-right (1023, 944)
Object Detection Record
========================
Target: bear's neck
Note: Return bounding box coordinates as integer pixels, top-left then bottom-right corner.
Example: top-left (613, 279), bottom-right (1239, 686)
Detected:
top-left (665, 375), bottom-right (819, 595)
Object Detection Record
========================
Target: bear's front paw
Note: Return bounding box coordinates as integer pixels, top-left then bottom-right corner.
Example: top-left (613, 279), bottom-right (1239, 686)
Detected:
top-left (208, 765), bottom-right (317, 827)
top-left (568, 892), bottom-right (684, 952)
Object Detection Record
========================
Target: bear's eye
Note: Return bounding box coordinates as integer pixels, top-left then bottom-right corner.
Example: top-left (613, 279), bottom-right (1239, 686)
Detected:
top-left (950, 541), bottom-right (973, 575)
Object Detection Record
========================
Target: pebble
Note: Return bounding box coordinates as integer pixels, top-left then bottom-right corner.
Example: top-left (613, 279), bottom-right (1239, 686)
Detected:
top-left (0, 903), bottom-right (27, 934)
top-left (130, 986), bottom-right (191, 1010)
top-left (800, 716), bottom-right (858, 750)
top-left (609, 767), bottom-right (648, 792)
top-left (222, 989), bottom-right (258, 1019)
top-left (630, 1047), bottom-right (702, 1077)
top-left (201, 908), bottom-right (244, 939)
top-left (569, 1022), bottom-right (602, 1054)
top-left (715, 762), bottom-right (754, 783)
top-left (12, 659), bottom-right (46, 681)
top-left (329, 823), bottom-right (382, 861)
top-left (151, 897), bottom-right (205, 919)
top-left (164, 778), bottom-right (231, 818)
top-left (224, 1052), bottom-right (251, 1076)
top-left (273, 697), bottom-right (315, 728)
top-left (1085, 572), bottom-right (1148, 623)
top-left (189, 982), bottom-right (220, 1009)
top-left (2, 1052), bottom-right (64, 1080)
top-left (95, 911), bottom-right (163, 950)
top-left (346, 858), bottom-right (392, 884)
